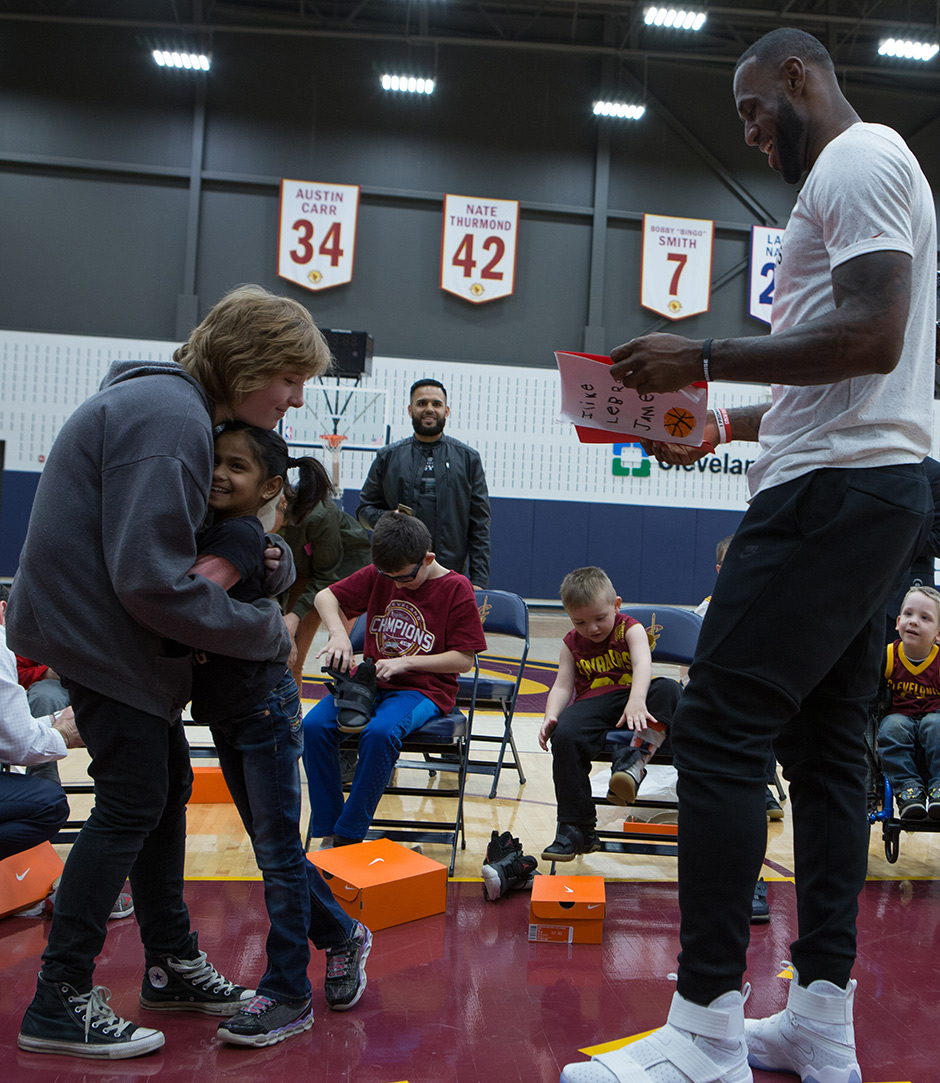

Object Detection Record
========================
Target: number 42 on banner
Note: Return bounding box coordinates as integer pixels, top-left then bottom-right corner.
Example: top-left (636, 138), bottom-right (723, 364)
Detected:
top-left (440, 194), bottom-right (519, 304)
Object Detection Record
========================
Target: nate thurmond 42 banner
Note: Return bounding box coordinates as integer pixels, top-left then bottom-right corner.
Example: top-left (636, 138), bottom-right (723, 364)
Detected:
top-left (440, 194), bottom-right (519, 304)
top-left (278, 180), bottom-right (360, 292)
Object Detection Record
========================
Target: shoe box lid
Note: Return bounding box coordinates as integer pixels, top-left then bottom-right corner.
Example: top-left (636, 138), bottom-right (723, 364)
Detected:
top-left (528, 875), bottom-right (606, 943)
top-left (0, 841), bottom-right (63, 918)
top-left (308, 839), bottom-right (447, 931)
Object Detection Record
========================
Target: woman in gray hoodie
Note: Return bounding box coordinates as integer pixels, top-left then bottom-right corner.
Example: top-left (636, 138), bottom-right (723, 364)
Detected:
top-left (9, 284), bottom-right (331, 1060)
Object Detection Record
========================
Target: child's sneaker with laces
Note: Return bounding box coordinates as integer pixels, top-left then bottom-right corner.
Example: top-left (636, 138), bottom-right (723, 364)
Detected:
top-left (140, 932), bottom-right (253, 1016)
top-left (482, 830), bottom-right (538, 901)
top-left (745, 964), bottom-right (860, 1083)
top-left (217, 995), bottom-right (313, 1047)
top-left (324, 921), bottom-right (372, 1010)
top-left (18, 974), bottom-right (165, 1059)
top-left (928, 785), bottom-right (940, 820)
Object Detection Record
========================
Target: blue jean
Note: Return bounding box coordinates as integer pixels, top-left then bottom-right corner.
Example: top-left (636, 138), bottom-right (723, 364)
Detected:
top-left (673, 464), bottom-right (930, 1002)
top-left (0, 771), bottom-right (69, 861)
top-left (41, 683), bottom-right (194, 990)
top-left (878, 710), bottom-right (940, 792)
top-left (303, 689), bottom-right (441, 841)
top-left (211, 671), bottom-right (354, 1003)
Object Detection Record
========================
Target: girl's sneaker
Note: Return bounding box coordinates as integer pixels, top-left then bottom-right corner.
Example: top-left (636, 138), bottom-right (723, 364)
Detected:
top-left (324, 922), bottom-right (372, 1010)
top-left (217, 995), bottom-right (313, 1047)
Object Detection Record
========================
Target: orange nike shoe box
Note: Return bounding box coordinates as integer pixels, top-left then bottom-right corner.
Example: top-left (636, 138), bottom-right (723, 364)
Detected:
top-left (308, 838), bottom-right (447, 931)
top-left (528, 875), bottom-right (606, 944)
top-left (188, 765), bottom-right (233, 803)
top-left (0, 841), bottom-right (64, 918)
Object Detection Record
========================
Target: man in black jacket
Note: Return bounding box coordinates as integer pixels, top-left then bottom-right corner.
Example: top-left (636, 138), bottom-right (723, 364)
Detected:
top-left (356, 379), bottom-right (491, 587)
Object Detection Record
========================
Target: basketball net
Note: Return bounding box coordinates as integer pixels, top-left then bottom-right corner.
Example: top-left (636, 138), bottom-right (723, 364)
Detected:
top-left (321, 432), bottom-right (348, 488)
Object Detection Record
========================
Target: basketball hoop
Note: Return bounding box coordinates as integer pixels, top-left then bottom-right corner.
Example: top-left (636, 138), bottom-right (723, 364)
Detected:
top-left (321, 432), bottom-right (348, 488)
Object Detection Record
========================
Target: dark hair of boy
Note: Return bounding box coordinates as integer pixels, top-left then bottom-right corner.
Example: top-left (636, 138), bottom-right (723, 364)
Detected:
top-left (371, 511), bottom-right (432, 571)
top-left (216, 420), bottom-right (333, 526)
top-left (0, 584), bottom-right (10, 603)
top-left (409, 378), bottom-right (447, 401)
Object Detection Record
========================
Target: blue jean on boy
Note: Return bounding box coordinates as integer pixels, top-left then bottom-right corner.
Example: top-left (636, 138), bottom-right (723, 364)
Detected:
top-left (211, 670), bottom-right (353, 1005)
top-left (878, 710), bottom-right (940, 793)
top-left (303, 689), bottom-right (441, 842)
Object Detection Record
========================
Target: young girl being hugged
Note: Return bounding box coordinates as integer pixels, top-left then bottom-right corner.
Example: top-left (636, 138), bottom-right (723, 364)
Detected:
top-left (190, 421), bottom-right (372, 1048)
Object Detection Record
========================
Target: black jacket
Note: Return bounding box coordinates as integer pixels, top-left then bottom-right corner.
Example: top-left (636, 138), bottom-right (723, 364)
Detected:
top-left (356, 434), bottom-right (491, 586)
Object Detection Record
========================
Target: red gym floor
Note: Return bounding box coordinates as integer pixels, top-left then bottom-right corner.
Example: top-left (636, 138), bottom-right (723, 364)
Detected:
top-left (0, 877), bottom-right (933, 1082)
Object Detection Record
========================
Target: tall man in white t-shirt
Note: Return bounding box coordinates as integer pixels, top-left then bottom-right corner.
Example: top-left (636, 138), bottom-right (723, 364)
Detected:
top-left (561, 28), bottom-right (935, 1083)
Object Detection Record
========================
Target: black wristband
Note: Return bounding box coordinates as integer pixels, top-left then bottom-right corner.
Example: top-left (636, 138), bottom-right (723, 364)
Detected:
top-left (702, 338), bottom-right (713, 382)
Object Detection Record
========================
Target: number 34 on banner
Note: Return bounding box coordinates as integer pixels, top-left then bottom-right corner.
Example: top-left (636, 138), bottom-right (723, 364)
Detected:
top-left (278, 180), bottom-right (360, 293)
top-left (440, 194), bottom-right (519, 304)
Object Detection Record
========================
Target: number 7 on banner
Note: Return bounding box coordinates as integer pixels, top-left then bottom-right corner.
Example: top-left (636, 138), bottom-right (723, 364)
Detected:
top-left (440, 194), bottom-right (519, 304)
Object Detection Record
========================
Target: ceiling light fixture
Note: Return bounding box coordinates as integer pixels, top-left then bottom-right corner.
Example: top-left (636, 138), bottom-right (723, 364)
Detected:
top-left (381, 74), bottom-right (435, 94)
top-left (593, 100), bottom-right (646, 120)
top-left (878, 38), bottom-right (939, 62)
top-left (152, 49), bottom-right (210, 70)
top-left (644, 6), bottom-right (706, 31)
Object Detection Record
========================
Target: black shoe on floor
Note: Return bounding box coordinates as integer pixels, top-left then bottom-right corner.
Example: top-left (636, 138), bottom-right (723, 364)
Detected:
top-left (765, 788), bottom-right (785, 821)
top-left (140, 932), bottom-right (254, 1016)
top-left (482, 830), bottom-right (538, 901)
top-left (750, 878), bottom-right (770, 924)
top-left (19, 974), bottom-right (165, 1060)
top-left (540, 823), bottom-right (600, 862)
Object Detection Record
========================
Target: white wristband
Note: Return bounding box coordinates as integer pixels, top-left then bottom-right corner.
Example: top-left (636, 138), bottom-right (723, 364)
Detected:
top-left (712, 407), bottom-right (730, 445)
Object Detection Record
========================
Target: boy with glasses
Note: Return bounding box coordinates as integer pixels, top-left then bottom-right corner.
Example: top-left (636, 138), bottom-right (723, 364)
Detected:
top-left (303, 512), bottom-right (486, 847)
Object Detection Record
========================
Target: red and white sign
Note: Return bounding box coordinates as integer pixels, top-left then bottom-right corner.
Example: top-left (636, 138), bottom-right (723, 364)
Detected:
top-left (748, 225), bottom-right (785, 326)
top-left (641, 213), bottom-right (714, 320)
top-left (555, 351), bottom-right (708, 447)
top-left (440, 194), bottom-right (519, 304)
top-left (278, 180), bottom-right (360, 292)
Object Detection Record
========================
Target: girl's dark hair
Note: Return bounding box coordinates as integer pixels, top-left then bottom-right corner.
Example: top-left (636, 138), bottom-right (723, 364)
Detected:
top-left (216, 420), bottom-right (333, 524)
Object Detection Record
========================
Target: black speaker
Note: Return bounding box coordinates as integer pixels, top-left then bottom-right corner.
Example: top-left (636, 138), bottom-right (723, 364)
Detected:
top-left (322, 329), bottom-right (373, 378)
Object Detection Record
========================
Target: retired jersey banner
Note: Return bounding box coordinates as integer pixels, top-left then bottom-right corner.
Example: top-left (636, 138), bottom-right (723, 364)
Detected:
top-left (555, 351), bottom-right (708, 447)
top-left (749, 225), bottom-right (785, 326)
top-left (278, 180), bottom-right (360, 292)
top-left (641, 213), bottom-right (714, 320)
top-left (440, 194), bottom-right (519, 304)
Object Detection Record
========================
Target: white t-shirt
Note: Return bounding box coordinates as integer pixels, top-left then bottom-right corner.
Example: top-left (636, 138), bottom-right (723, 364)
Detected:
top-left (747, 122), bottom-right (937, 499)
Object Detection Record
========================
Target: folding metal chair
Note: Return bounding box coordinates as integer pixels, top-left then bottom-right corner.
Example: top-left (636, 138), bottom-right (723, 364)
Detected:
top-left (303, 615), bottom-right (471, 874)
top-left (455, 589), bottom-right (529, 798)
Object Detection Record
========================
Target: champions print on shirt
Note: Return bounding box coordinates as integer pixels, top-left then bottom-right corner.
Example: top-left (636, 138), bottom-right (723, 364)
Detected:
top-left (370, 599), bottom-right (436, 656)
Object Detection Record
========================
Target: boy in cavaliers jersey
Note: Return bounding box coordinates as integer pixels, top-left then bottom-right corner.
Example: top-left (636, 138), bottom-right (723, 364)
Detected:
top-left (303, 512), bottom-right (486, 846)
top-left (538, 567), bottom-right (681, 861)
top-left (878, 585), bottom-right (940, 820)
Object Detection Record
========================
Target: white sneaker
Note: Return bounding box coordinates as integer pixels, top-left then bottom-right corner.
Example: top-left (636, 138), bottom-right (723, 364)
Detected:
top-left (560, 989), bottom-right (752, 1082)
top-left (745, 965), bottom-right (860, 1083)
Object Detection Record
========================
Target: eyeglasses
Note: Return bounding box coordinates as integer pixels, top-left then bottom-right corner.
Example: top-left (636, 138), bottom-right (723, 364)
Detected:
top-left (378, 561), bottom-right (423, 584)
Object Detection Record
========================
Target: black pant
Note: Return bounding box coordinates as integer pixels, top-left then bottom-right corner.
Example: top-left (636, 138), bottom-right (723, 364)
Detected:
top-left (674, 464), bottom-right (930, 1004)
top-left (550, 678), bottom-right (681, 825)
top-left (0, 771), bottom-right (68, 860)
top-left (40, 684), bottom-right (194, 990)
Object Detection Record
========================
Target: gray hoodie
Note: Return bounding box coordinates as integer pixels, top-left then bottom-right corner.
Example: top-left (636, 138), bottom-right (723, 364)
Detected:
top-left (7, 360), bottom-right (291, 718)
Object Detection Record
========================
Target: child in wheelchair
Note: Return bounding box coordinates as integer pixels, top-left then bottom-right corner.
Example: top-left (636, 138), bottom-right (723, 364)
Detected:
top-left (538, 566), bottom-right (680, 861)
top-left (877, 585), bottom-right (940, 820)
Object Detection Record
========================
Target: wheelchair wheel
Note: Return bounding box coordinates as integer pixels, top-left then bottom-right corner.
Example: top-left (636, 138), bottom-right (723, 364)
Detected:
top-left (884, 824), bottom-right (900, 864)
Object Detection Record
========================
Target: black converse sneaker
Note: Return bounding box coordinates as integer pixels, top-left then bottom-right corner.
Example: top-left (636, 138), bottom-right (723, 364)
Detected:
top-left (217, 995), bottom-right (314, 1047)
top-left (18, 974), bottom-right (165, 1060)
top-left (324, 922), bottom-right (372, 1010)
top-left (140, 932), bottom-right (253, 1016)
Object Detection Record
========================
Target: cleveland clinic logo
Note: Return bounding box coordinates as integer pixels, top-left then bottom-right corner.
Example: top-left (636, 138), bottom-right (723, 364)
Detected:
top-left (612, 443), bottom-right (650, 477)
top-left (370, 600), bottom-right (435, 656)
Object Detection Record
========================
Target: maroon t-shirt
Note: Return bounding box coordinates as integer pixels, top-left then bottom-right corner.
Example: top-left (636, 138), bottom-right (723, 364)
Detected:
top-left (330, 565), bottom-right (487, 713)
top-left (564, 612), bottom-right (647, 702)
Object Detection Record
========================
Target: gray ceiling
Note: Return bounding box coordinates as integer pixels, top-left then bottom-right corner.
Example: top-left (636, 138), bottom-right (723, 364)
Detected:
top-left (4, 0), bottom-right (940, 95)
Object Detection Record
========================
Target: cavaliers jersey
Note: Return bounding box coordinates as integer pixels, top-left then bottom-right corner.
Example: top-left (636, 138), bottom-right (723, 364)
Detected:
top-left (565, 612), bottom-right (655, 702)
top-left (885, 640), bottom-right (940, 718)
